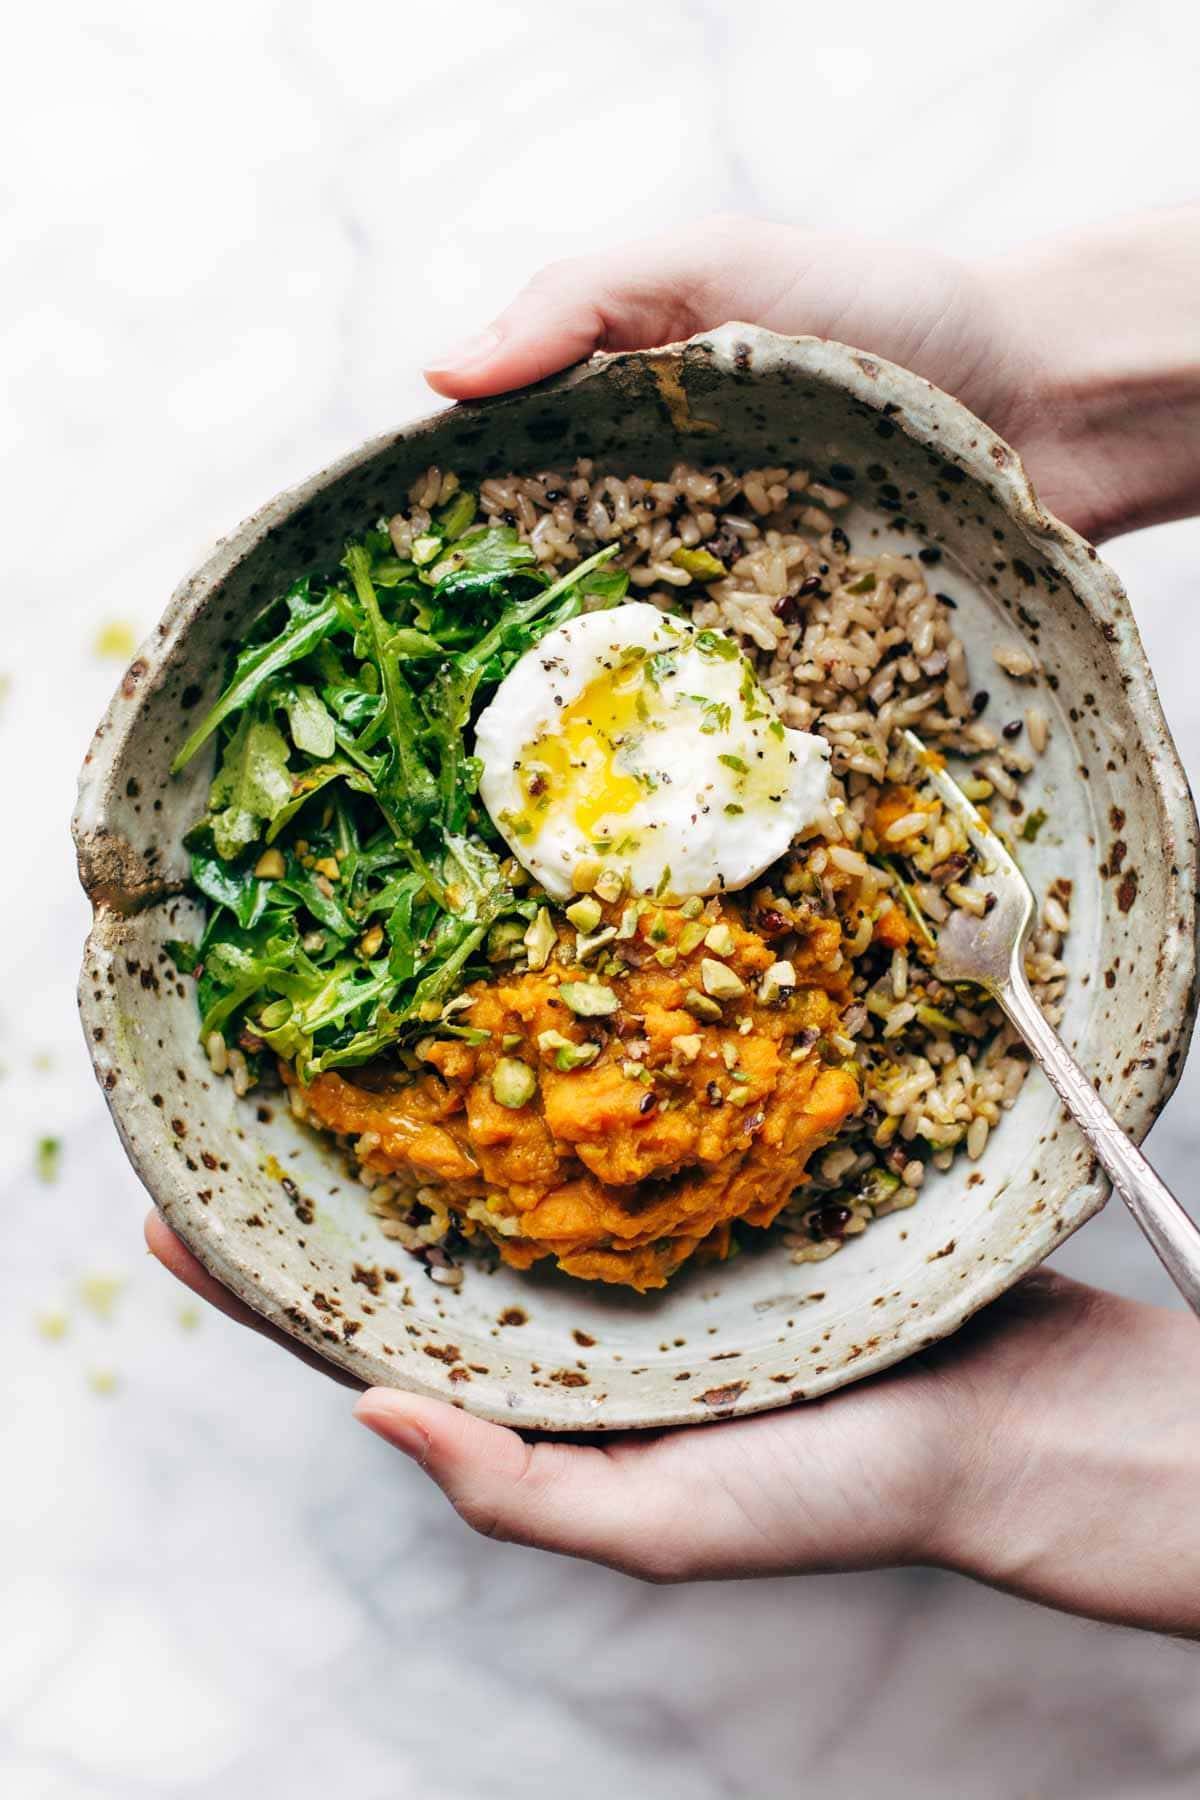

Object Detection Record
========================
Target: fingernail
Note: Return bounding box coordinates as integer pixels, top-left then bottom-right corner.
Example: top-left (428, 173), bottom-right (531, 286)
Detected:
top-left (353, 1395), bottom-right (430, 1464)
top-left (425, 325), bottom-right (501, 372)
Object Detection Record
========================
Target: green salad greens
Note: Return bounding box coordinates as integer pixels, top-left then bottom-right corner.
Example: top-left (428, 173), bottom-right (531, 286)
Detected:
top-left (170, 498), bottom-right (626, 1081)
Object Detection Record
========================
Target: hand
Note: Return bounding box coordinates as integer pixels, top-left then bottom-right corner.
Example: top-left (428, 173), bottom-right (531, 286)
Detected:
top-left (147, 1213), bottom-right (1200, 1636)
top-left (425, 209), bottom-right (1200, 544)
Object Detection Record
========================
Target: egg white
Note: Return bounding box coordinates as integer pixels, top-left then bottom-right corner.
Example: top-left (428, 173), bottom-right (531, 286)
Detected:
top-left (474, 601), bottom-right (830, 900)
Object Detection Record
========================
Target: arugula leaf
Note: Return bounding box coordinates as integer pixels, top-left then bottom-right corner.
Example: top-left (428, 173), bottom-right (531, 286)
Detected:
top-left (204, 717), bottom-right (293, 859)
top-left (190, 851), bottom-right (271, 930)
top-left (384, 872), bottom-right (431, 982)
top-left (172, 584), bottom-right (339, 772)
top-left (343, 544), bottom-right (438, 837)
top-left (282, 684), bottom-right (336, 758)
top-left (454, 524), bottom-right (537, 574)
top-left (264, 760), bottom-right (374, 844)
top-left (272, 864), bottom-right (357, 938)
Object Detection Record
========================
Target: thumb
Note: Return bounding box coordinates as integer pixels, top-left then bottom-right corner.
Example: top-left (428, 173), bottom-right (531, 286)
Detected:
top-left (353, 1387), bottom-right (688, 1576)
top-left (422, 215), bottom-right (794, 399)
top-left (423, 216), bottom-right (988, 419)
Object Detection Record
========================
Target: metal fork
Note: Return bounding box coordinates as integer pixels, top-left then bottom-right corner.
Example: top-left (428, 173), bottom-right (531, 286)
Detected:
top-left (901, 729), bottom-right (1200, 1315)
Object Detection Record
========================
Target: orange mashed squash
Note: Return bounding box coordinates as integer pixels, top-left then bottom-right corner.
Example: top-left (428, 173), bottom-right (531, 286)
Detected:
top-left (286, 900), bottom-right (861, 1291)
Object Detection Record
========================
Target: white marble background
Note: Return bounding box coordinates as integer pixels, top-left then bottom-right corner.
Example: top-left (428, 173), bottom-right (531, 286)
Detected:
top-left (4, 2), bottom-right (1200, 1794)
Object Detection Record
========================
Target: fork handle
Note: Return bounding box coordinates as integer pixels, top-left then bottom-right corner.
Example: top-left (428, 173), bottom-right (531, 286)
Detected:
top-left (998, 973), bottom-right (1200, 1316)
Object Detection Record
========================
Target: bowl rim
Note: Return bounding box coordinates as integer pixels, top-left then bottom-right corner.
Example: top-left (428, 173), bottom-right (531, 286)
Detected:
top-left (74, 325), bottom-right (1200, 1425)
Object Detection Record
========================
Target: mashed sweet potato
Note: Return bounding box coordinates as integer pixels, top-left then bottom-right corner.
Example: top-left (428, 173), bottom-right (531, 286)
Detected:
top-left (290, 897), bottom-right (860, 1290)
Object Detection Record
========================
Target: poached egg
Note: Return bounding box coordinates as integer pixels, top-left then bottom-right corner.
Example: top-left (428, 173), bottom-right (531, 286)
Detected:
top-left (474, 602), bottom-right (830, 901)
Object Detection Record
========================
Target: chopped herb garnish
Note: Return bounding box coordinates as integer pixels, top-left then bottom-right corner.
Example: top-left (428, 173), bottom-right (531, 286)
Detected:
top-left (685, 694), bottom-right (732, 734)
top-left (1021, 808), bottom-right (1047, 842)
top-left (695, 628), bottom-right (739, 661)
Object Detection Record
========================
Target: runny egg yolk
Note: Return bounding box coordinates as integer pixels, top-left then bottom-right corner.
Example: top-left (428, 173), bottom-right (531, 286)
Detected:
top-left (515, 658), bottom-right (647, 846)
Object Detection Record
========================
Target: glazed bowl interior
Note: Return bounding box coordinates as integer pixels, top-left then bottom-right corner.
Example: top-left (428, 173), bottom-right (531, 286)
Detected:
top-left (74, 326), bottom-right (1197, 1429)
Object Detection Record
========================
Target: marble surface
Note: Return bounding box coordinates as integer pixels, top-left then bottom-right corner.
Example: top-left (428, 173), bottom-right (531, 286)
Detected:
top-left (4, 2), bottom-right (1200, 1794)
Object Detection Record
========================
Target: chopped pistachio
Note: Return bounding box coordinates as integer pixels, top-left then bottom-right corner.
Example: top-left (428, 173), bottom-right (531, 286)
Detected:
top-left (679, 895), bottom-right (705, 919)
top-left (670, 545), bottom-right (727, 581)
top-left (501, 1033), bottom-right (524, 1052)
top-left (537, 1030), bottom-right (601, 1071)
top-left (738, 1015), bottom-right (754, 1035)
top-left (648, 911), bottom-right (669, 943)
top-left (654, 945), bottom-right (678, 967)
top-left (721, 1042), bottom-right (739, 1070)
top-left (35, 1136), bottom-right (62, 1184)
top-left (727, 1082), bottom-right (755, 1104)
top-left (253, 847), bottom-right (286, 880)
top-left (616, 903), bottom-right (640, 941)
top-left (915, 1004), bottom-right (959, 1033)
top-left (411, 532), bottom-right (442, 565)
top-left (487, 919), bottom-right (526, 961)
top-left (523, 907), bottom-right (556, 971)
top-left (491, 1058), bottom-right (538, 1109)
top-left (701, 958), bottom-right (745, 999)
top-left (593, 867), bottom-right (626, 903)
top-left (571, 858), bottom-right (602, 893)
top-left (683, 989), bottom-right (724, 1021)
top-left (565, 896), bottom-right (603, 932)
top-left (621, 1058), bottom-right (646, 1079)
top-left (575, 925), bottom-right (617, 961)
top-left (677, 920), bottom-right (707, 955)
top-left (558, 981), bottom-right (619, 1017)
top-left (758, 959), bottom-right (796, 1003)
top-left (357, 922), bottom-right (384, 960)
top-left (703, 922), bottom-right (735, 956)
top-left (670, 1033), bottom-right (703, 1063)
top-left (93, 619), bottom-right (138, 659)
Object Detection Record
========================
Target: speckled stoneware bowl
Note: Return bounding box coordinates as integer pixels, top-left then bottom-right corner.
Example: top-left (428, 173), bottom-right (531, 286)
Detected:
top-left (74, 326), bottom-right (1198, 1430)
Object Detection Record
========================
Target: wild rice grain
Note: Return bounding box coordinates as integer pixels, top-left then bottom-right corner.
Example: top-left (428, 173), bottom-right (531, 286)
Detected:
top-left (967, 1116), bottom-right (990, 1160)
top-left (827, 845), bottom-right (868, 877)
top-left (993, 644), bottom-right (1038, 680)
top-left (883, 811), bottom-right (930, 844)
top-left (1044, 895), bottom-right (1071, 935)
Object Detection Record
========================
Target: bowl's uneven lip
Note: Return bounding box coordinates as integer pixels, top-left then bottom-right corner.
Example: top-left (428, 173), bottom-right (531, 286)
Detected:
top-left (74, 326), bottom-right (1199, 1427)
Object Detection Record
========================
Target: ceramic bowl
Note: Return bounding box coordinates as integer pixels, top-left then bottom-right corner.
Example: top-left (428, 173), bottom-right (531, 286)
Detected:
top-left (74, 326), bottom-right (1198, 1430)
